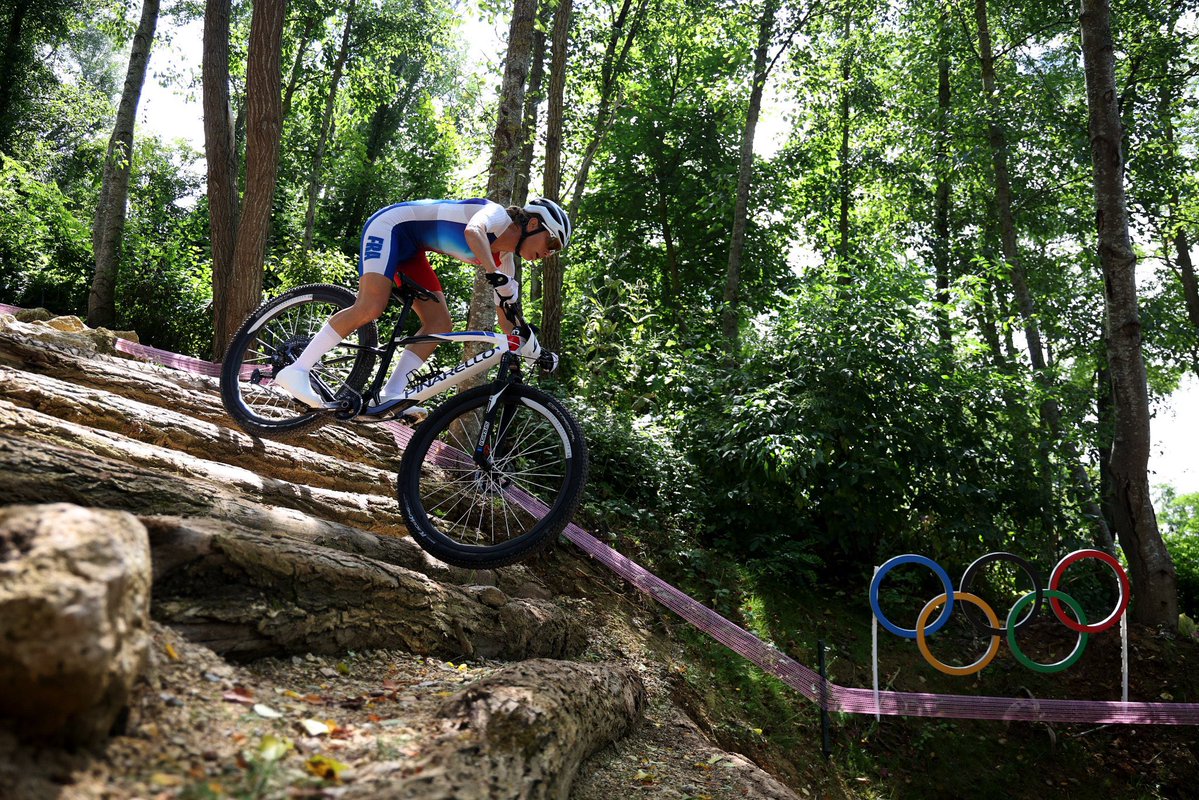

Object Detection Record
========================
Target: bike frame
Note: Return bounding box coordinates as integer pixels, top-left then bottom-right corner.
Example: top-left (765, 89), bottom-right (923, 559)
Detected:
top-left (319, 281), bottom-right (536, 470)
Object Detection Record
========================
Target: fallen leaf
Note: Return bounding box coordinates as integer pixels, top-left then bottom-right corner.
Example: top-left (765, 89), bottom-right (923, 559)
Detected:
top-left (223, 690), bottom-right (255, 706)
top-left (149, 773), bottom-right (183, 787)
top-left (253, 704), bottom-right (283, 719)
top-left (163, 642), bottom-right (180, 661)
top-left (306, 754), bottom-right (349, 781)
top-left (257, 734), bottom-right (293, 762)
top-left (300, 719), bottom-right (331, 737)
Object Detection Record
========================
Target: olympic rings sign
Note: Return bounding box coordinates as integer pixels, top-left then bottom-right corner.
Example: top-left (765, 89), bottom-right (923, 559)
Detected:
top-left (869, 550), bottom-right (1130, 676)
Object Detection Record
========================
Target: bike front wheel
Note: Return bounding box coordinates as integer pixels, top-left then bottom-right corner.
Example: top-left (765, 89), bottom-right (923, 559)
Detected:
top-left (220, 283), bottom-right (378, 439)
top-left (397, 384), bottom-right (588, 568)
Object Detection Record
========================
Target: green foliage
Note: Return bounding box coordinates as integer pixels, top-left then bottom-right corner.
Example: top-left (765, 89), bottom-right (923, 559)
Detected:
top-left (688, 277), bottom-right (1061, 575)
top-left (572, 400), bottom-right (700, 538)
top-left (0, 155), bottom-right (92, 311)
top-left (1161, 487), bottom-right (1199, 617)
top-left (113, 138), bottom-right (213, 356)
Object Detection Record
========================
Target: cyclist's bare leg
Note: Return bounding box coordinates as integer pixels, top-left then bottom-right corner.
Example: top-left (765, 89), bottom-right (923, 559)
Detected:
top-left (328, 272), bottom-right (393, 336)
top-left (408, 291), bottom-right (452, 360)
top-left (275, 273), bottom-right (394, 407)
top-left (380, 291), bottom-right (451, 400)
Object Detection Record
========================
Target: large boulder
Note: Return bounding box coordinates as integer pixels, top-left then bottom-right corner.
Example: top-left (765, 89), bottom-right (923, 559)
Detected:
top-left (0, 504), bottom-right (152, 746)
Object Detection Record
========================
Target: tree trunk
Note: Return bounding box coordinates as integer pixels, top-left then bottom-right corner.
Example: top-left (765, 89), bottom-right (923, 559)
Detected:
top-left (1080, 0), bottom-right (1177, 627)
top-left (147, 517), bottom-right (586, 662)
top-left (281, 14), bottom-right (318, 121)
top-left (932, 13), bottom-right (952, 346)
top-left (0, 0), bottom-right (29, 154)
top-left (220, 0), bottom-right (286, 360)
top-left (654, 157), bottom-right (681, 307)
top-left (0, 320), bottom-right (556, 598)
top-left (538, 0), bottom-right (572, 353)
top-left (467, 0), bottom-right (538, 348)
top-left (203, 0), bottom-right (241, 357)
top-left (0, 329), bottom-right (403, 471)
top-left (721, 0), bottom-right (778, 356)
top-left (976, 0), bottom-right (1113, 550)
top-left (339, 77), bottom-right (420, 247)
top-left (836, 13), bottom-right (851, 272)
top-left (89, 0), bottom-right (160, 330)
top-left (302, 0), bottom-right (355, 258)
top-left (566, 0), bottom-right (651, 215)
top-left (512, 2), bottom-right (549, 209)
top-left (1176, 229), bottom-right (1199, 331)
top-left (390, 659), bottom-right (645, 798)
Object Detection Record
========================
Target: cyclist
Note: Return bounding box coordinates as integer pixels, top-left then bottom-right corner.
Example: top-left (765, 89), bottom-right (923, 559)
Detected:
top-left (274, 197), bottom-right (572, 410)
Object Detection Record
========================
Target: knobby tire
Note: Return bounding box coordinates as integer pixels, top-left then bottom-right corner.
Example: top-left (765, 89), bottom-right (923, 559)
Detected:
top-left (397, 383), bottom-right (588, 568)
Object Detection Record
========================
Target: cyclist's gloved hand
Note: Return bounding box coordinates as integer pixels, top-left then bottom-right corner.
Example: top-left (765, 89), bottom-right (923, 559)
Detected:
top-left (485, 272), bottom-right (519, 306)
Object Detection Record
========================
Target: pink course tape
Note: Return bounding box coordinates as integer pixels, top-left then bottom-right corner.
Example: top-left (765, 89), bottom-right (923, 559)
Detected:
top-left (5, 300), bottom-right (1197, 725)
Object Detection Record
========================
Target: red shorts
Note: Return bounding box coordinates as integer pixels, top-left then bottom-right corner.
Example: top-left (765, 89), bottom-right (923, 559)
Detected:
top-left (393, 252), bottom-right (443, 293)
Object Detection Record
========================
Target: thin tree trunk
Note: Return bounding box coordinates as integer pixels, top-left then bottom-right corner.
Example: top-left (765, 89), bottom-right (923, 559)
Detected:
top-left (721, 0), bottom-right (778, 355)
top-left (932, 13), bottom-right (952, 346)
top-left (467, 0), bottom-right (538, 349)
top-left (976, 0), bottom-right (1113, 550)
top-left (538, 0), bottom-right (572, 354)
top-left (1081, 0), bottom-right (1177, 626)
top-left (88, 0), bottom-right (160, 329)
top-left (221, 0), bottom-right (287, 360)
top-left (302, 0), bottom-right (355, 258)
top-left (203, 0), bottom-right (241, 356)
top-left (654, 159), bottom-right (681, 307)
top-left (281, 14), bottom-right (318, 121)
top-left (1175, 230), bottom-right (1199, 330)
top-left (0, 0), bottom-right (29, 154)
top-left (513, 3), bottom-right (549, 209)
top-left (836, 13), bottom-right (851, 271)
top-left (566, 0), bottom-right (651, 215)
top-left (339, 69), bottom-right (423, 247)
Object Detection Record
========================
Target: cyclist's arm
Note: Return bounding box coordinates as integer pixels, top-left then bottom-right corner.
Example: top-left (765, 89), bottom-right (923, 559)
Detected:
top-left (465, 205), bottom-right (509, 273)
top-left (464, 221), bottom-right (497, 272)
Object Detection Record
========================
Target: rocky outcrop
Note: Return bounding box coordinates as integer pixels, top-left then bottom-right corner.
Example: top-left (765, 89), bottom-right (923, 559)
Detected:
top-left (0, 313), bottom-right (802, 799)
top-left (0, 504), bottom-right (151, 746)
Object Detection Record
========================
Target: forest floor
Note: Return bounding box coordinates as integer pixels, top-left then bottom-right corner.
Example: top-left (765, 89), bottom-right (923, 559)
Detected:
top-left (3, 535), bottom-right (1199, 800)
top-left (0, 545), bottom-right (824, 800)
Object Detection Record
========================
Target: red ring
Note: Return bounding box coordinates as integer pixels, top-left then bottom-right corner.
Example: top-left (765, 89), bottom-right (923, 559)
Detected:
top-left (1048, 549), bottom-right (1130, 633)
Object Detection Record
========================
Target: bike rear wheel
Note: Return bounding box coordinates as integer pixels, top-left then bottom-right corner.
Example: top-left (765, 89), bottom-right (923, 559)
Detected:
top-left (220, 284), bottom-right (378, 439)
top-left (397, 383), bottom-right (588, 568)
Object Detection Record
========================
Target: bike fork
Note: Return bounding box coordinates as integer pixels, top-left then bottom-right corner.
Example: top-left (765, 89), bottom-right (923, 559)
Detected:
top-left (473, 383), bottom-right (519, 469)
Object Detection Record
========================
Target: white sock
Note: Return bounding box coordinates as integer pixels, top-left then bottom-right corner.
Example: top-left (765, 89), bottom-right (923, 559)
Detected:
top-left (383, 349), bottom-right (425, 396)
top-left (292, 322), bottom-right (344, 371)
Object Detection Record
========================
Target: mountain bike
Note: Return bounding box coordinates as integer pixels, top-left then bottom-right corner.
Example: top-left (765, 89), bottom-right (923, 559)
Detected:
top-left (219, 275), bottom-right (588, 569)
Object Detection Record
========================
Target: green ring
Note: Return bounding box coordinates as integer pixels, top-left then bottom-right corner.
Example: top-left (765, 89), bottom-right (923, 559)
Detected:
top-left (1005, 589), bottom-right (1088, 673)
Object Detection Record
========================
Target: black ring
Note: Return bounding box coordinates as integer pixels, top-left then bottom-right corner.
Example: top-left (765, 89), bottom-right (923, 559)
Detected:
top-left (959, 552), bottom-right (1043, 636)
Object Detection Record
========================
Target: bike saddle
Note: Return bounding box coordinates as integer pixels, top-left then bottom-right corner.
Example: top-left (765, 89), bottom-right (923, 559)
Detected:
top-left (393, 274), bottom-right (439, 303)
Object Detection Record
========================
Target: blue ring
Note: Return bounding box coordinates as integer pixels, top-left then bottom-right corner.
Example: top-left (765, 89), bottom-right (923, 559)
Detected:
top-left (870, 554), bottom-right (955, 639)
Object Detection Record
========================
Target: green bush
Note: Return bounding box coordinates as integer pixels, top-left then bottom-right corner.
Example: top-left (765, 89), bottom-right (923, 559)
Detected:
top-left (572, 401), bottom-right (700, 539)
top-left (1161, 488), bottom-right (1199, 619)
top-left (0, 155), bottom-right (92, 313)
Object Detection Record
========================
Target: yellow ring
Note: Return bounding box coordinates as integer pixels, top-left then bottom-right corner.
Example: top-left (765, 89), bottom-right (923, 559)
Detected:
top-left (915, 592), bottom-right (1001, 676)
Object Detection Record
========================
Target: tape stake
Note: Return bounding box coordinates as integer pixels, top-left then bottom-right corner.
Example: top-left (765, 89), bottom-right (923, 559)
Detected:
top-left (872, 565), bottom-right (880, 721)
top-left (1122, 612), bottom-right (1129, 704)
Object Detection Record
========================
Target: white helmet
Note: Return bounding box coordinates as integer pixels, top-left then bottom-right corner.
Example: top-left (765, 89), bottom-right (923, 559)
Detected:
top-left (524, 198), bottom-right (572, 249)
